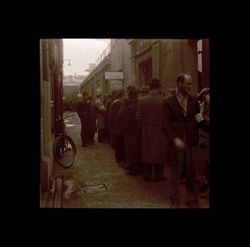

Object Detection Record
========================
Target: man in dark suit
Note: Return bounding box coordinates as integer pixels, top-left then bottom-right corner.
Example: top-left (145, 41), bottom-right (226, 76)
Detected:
top-left (163, 73), bottom-right (208, 208)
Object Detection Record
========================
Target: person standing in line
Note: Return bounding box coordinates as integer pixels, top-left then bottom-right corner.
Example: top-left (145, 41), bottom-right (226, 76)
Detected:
top-left (136, 78), bottom-right (167, 181)
top-left (105, 90), bottom-right (118, 146)
top-left (109, 89), bottom-right (127, 167)
top-left (119, 85), bottom-right (142, 175)
top-left (162, 73), bottom-right (209, 208)
top-left (77, 91), bottom-right (90, 147)
top-left (87, 95), bottom-right (97, 144)
top-left (95, 94), bottom-right (106, 143)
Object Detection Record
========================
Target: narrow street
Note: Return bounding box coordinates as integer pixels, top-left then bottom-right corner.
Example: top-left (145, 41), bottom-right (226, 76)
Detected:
top-left (42, 111), bottom-right (209, 208)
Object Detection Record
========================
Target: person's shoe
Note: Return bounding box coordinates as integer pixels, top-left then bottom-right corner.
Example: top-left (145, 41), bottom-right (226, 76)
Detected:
top-left (126, 171), bottom-right (141, 176)
top-left (143, 177), bottom-right (153, 181)
top-left (170, 196), bottom-right (180, 208)
top-left (153, 177), bottom-right (167, 182)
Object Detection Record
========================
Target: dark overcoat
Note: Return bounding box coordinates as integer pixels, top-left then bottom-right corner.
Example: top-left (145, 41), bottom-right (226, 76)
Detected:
top-left (136, 90), bottom-right (167, 164)
top-left (119, 97), bottom-right (141, 163)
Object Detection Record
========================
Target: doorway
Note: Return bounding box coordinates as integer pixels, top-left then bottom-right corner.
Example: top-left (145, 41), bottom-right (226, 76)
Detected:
top-left (139, 58), bottom-right (152, 86)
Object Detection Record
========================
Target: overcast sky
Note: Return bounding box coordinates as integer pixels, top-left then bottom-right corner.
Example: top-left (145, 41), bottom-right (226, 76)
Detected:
top-left (63, 39), bottom-right (109, 76)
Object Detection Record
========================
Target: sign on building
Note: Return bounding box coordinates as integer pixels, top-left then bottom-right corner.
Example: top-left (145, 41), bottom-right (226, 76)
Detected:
top-left (105, 72), bottom-right (124, 80)
top-left (110, 80), bottom-right (123, 90)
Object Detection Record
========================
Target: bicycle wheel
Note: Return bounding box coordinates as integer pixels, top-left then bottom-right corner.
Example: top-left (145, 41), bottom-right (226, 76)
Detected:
top-left (53, 135), bottom-right (76, 168)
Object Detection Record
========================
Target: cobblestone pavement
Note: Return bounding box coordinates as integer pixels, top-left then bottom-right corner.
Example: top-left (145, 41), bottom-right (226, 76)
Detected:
top-left (48, 111), bottom-right (209, 209)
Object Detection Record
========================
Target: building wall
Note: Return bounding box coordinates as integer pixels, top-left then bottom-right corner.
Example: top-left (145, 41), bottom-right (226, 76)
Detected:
top-left (121, 39), bottom-right (132, 87)
top-left (40, 39), bottom-right (53, 191)
top-left (129, 39), bottom-right (199, 96)
top-left (40, 39), bottom-right (64, 191)
top-left (134, 43), bottom-right (153, 87)
top-left (160, 39), bottom-right (175, 94)
top-left (130, 39), bottom-right (158, 87)
top-left (180, 39), bottom-right (198, 95)
top-left (110, 39), bottom-right (132, 90)
top-left (160, 39), bottom-right (198, 95)
top-left (110, 39), bottom-right (122, 71)
top-left (201, 39), bottom-right (210, 90)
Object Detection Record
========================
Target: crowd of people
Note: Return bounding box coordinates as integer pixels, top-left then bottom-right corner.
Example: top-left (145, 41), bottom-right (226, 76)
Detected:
top-left (76, 73), bottom-right (210, 208)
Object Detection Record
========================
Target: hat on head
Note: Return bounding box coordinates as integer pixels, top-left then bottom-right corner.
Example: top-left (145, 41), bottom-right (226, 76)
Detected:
top-left (149, 78), bottom-right (161, 88)
top-left (127, 85), bottom-right (139, 93)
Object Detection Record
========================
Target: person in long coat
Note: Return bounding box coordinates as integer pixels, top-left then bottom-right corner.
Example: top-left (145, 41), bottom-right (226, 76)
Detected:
top-left (119, 85), bottom-right (142, 175)
top-left (109, 89), bottom-right (126, 166)
top-left (105, 90), bottom-right (118, 146)
top-left (87, 95), bottom-right (97, 144)
top-left (77, 92), bottom-right (91, 147)
top-left (95, 95), bottom-right (106, 142)
top-left (136, 78), bottom-right (167, 181)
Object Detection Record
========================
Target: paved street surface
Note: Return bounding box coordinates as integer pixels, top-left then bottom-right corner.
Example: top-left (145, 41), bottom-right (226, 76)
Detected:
top-left (42, 111), bottom-right (209, 209)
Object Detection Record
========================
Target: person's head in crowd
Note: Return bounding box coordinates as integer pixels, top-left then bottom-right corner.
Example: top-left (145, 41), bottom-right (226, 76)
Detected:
top-left (96, 94), bottom-right (102, 100)
top-left (198, 87), bottom-right (210, 104)
top-left (82, 91), bottom-right (88, 100)
top-left (149, 78), bottom-right (161, 90)
top-left (176, 73), bottom-right (193, 95)
top-left (127, 85), bottom-right (139, 99)
top-left (111, 90), bottom-right (119, 100)
top-left (140, 85), bottom-right (150, 97)
top-left (117, 89), bottom-right (125, 99)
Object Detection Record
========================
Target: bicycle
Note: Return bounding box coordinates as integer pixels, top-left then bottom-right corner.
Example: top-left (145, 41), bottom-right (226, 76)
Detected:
top-left (53, 119), bottom-right (76, 168)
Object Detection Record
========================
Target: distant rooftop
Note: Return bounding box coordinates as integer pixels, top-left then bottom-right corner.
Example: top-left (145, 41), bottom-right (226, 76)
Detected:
top-left (63, 75), bottom-right (86, 86)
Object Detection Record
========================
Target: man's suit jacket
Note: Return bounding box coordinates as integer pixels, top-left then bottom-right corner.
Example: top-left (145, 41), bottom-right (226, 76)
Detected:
top-left (163, 94), bottom-right (200, 147)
